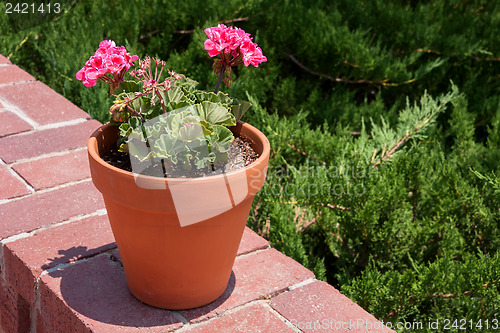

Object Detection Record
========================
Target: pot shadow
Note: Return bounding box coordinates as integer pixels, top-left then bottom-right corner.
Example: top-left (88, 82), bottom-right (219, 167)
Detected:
top-left (41, 245), bottom-right (115, 270)
top-left (47, 252), bottom-right (236, 328)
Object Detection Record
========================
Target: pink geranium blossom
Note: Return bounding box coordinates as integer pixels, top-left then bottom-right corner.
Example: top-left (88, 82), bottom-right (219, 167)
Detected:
top-left (98, 39), bottom-right (116, 51)
top-left (204, 24), bottom-right (266, 67)
top-left (76, 40), bottom-right (138, 91)
top-left (204, 24), bottom-right (267, 91)
top-left (240, 39), bottom-right (267, 67)
top-left (204, 25), bottom-right (252, 57)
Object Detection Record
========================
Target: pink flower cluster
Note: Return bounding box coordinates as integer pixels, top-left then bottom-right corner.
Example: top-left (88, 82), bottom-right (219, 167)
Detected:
top-left (76, 40), bottom-right (139, 87)
top-left (204, 24), bottom-right (267, 67)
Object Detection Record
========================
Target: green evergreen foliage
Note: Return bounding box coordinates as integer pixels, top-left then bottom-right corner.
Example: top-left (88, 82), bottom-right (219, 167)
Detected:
top-left (1, 0), bottom-right (499, 330)
top-left (344, 252), bottom-right (500, 328)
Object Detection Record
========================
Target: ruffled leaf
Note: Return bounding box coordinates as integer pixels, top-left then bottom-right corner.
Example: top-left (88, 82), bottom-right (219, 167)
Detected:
top-left (207, 125), bottom-right (234, 153)
top-left (231, 99), bottom-right (252, 122)
top-left (195, 101), bottom-right (236, 127)
top-left (113, 81), bottom-right (140, 95)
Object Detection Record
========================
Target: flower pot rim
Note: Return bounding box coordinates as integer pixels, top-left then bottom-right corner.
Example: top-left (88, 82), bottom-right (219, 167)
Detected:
top-left (88, 120), bottom-right (270, 184)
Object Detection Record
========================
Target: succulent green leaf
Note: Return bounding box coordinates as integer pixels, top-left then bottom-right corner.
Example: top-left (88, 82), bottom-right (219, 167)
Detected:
top-left (130, 95), bottom-right (148, 114)
top-left (176, 116), bottom-right (204, 141)
top-left (119, 122), bottom-right (131, 137)
top-left (166, 101), bottom-right (192, 112)
top-left (216, 91), bottom-right (233, 105)
top-left (194, 91), bottom-right (218, 103)
top-left (171, 74), bottom-right (198, 92)
top-left (194, 91), bottom-right (232, 105)
top-left (194, 153), bottom-right (216, 169)
top-left (154, 134), bottom-right (180, 163)
top-left (186, 137), bottom-right (207, 150)
top-left (117, 142), bottom-right (129, 153)
top-left (128, 116), bottom-right (142, 131)
top-left (141, 105), bottom-right (163, 119)
top-left (157, 87), bottom-right (192, 112)
top-left (155, 86), bottom-right (184, 106)
top-left (117, 83), bottom-right (240, 171)
top-left (128, 138), bottom-right (151, 162)
top-left (207, 125), bottom-right (234, 153)
top-left (114, 81), bottom-right (140, 95)
top-left (231, 99), bottom-right (252, 122)
top-left (200, 121), bottom-right (213, 135)
top-left (143, 119), bottom-right (164, 139)
top-left (120, 116), bottom-right (144, 141)
top-left (165, 86), bottom-right (186, 103)
top-left (195, 101), bottom-right (236, 127)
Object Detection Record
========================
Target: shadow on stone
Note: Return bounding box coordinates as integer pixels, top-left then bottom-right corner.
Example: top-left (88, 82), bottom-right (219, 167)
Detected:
top-left (46, 254), bottom-right (236, 328)
top-left (41, 244), bottom-right (116, 270)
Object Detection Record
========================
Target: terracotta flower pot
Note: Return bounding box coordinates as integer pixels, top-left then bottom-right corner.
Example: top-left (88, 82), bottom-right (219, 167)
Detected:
top-left (87, 121), bottom-right (270, 310)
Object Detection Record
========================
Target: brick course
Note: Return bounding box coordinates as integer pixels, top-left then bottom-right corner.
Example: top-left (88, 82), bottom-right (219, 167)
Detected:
top-left (0, 65), bottom-right (35, 86)
top-left (0, 180), bottom-right (104, 240)
top-left (237, 227), bottom-right (269, 255)
top-left (270, 281), bottom-right (395, 332)
top-left (0, 278), bottom-right (30, 333)
top-left (0, 119), bottom-right (101, 164)
top-left (0, 111), bottom-right (33, 138)
top-left (0, 165), bottom-right (30, 200)
top-left (39, 255), bottom-right (184, 333)
top-left (183, 303), bottom-right (296, 332)
top-left (12, 149), bottom-right (90, 190)
top-left (179, 248), bottom-right (315, 323)
top-left (3, 214), bottom-right (114, 304)
top-left (0, 81), bottom-right (89, 125)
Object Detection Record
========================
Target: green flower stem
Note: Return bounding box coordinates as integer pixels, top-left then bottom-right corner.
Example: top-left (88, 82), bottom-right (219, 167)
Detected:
top-left (214, 67), bottom-right (225, 94)
top-left (155, 90), bottom-right (167, 114)
top-left (125, 105), bottom-right (144, 121)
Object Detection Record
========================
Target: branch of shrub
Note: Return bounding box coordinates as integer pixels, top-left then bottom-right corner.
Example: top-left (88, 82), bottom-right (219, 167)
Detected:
top-left (394, 48), bottom-right (500, 62)
top-left (140, 15), bottom-right (259, 40)
top-left (270, 130), bottom-right (327, 165)
top-left (371, 100), bottom-right (447, 167)
top-left (138, 16), bottom-right (252, 40)
top-left (372, 133), bottom-right (410, 167)
top-left (431, 280), bottom-right (498, 299)
top-left (282, 201), bottom-right (352, 212)
top-left (284, 53), bottom-right (388, 86)
top-left (286, 53), bottom-right (431, 87)
top-left (387, 280), bottom-right (498, 318)
top-left (294, 207), bottom-right (306, 231)
top-left (299, 218), bottom-right (317, 231)
top-left (288, 143), bottom-right (327, 165)
top-left (350, 131), bottom-right (373, 138)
